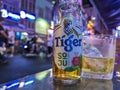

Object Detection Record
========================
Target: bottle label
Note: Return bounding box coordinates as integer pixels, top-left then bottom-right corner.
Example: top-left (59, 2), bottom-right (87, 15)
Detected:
top-left (54, 15), bottom-right (82, 72)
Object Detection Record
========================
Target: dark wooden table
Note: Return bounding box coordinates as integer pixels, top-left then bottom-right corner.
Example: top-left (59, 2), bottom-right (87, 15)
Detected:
top-left (1, 38), bottom-right (120, 90)
top-left (0, 66), bottom-right (120, 90)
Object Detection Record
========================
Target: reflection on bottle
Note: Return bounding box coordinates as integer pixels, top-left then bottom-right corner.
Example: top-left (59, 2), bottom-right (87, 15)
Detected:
top-left (54, 82), bottom-right (80, 90)
top-left (81, 78), bottom-right (113, 90)
top-left (53, 78), bottom-right (113, 90)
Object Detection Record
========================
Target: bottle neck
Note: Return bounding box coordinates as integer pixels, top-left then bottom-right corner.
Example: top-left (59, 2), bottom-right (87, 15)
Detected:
top-left (59, 3), bottom-right (80, 20)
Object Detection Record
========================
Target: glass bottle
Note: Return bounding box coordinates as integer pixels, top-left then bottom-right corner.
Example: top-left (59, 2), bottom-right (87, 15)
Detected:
top-left (52, 0), bottom-right (83, 85)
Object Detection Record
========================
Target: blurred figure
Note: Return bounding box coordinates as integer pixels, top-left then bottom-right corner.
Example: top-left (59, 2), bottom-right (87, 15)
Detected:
top-left (47, 34), bottom-right (53, 57)
top-left (14, 38), bottom-right (19, 54)
top-left (31, 36), bottom-right (37, 53)
top-left (8, 30), bottom-right (15, 57)
top-left (4, 29), bottom-right (9, 55)
top-left (4, 29), bottom-right (8, 46)
top-left (0, 17), bottom-right (10, 62)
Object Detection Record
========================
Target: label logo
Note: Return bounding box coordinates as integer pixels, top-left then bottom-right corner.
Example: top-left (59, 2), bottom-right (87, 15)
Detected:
top-left (55, 35), bottom-right (82, 52)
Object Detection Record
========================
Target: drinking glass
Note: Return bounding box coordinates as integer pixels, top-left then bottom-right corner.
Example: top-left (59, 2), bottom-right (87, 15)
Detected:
top-left (82, 35), bottom-right (116, 80)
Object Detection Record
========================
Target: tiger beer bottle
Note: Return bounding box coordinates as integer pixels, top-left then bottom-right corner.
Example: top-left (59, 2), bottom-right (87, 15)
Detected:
top-left (53, 0), bottom-right (83, 85)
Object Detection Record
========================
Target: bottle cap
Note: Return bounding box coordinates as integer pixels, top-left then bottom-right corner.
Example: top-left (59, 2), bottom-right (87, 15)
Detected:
top-left (59, 0), bottom-right (78, 4)
top-left (59, 0), bottom-right (79, 12)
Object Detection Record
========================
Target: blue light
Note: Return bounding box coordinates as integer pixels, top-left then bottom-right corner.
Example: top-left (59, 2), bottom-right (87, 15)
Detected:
top-left (7, 82), bottom-right (19, 89)
top-left (2, 79), bottom-right (34, 89)
top-left (4, 80), bottom-right (20, 89)
top-left (1, 9), bottom-right (8, 18)
top-left (8, 13), bottom-right (20, 19)
top-left (1, 9), bottom-right (36, 21)
top-left (16, 32), bottom-right (21, 40)
top-left (115, 30), bottom-right (119, 37)
top-left (117, 26), bottom-right (120, 30)
top-left (24, 45), bottom-right (28, 48)
top-left (5, 80), bottom-right (20, 86)
top-left (26, 13), bottom-right (36, 20)
top-left (20, 11), bottom-right (26, 19)
top-left (25, 80), bottom-right (34, 85)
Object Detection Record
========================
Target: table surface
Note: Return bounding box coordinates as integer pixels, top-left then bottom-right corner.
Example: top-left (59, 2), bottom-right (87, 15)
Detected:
top-left (0, 65), bottom-right (120, 90)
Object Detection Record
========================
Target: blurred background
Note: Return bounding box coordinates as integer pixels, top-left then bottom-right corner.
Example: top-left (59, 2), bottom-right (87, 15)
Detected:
top-left (1, 0), bottom-right (120, 39)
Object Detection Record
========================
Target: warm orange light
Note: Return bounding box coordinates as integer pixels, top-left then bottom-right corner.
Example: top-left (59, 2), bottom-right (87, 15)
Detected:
top-left (87, 20), bottom-right (95, 34)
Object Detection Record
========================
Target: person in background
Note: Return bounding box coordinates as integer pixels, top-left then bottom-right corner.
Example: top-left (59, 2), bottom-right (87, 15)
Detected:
top-left (4, 29), bottom-right (9, 55)
top-left (31, 36), bottom-right (37, 53)
top-left (4, 29), bottom-right (8, 46)
top-left (0, 17), bottom-right (10, 62)
top-left (14, 38), bottom-right (19, 54)
top-left (47, 34), bottom-right (53, 57)
top-left (8, 29), bottom-right (15, 57)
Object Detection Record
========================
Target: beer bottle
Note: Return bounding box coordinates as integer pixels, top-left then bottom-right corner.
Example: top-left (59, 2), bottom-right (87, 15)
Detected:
top-left (53, 0), bottom-right (83, 85)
